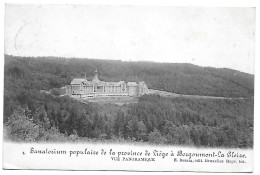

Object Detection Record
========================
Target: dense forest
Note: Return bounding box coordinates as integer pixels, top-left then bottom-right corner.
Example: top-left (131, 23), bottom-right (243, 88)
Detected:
top-left (4, 55), bottom-right (254, 97)
top-left (4, 55), bottom-right (254, 147)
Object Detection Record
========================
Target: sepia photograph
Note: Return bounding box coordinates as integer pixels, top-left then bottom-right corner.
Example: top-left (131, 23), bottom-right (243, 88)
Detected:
top-left (3, 3), bottom-right (255, 172)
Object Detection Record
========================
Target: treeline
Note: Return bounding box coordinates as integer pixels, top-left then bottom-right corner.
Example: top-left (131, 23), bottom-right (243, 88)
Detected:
top-left (4, 55), bottom-right (254, 97)
top-left (4, 90), bottom-right (254, 147)
top-left (122, 95), bottom-right (253, 147)
top-left (4, 55), bottom-right (254, 147)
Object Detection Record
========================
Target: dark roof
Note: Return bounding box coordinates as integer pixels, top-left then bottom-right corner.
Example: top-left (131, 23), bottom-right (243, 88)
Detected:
top-left (71, 78), bottom-right (85, 84)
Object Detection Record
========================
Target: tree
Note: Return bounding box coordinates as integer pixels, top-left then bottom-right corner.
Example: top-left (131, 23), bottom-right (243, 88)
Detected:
top-left (5, 107), bottom-right (38, 141)
top-left (148, 128), bottom-right (166, 144)
top-left (137, 121), bottom-right (147, 141)
top-left (127, 117), bottom-right (138, 139)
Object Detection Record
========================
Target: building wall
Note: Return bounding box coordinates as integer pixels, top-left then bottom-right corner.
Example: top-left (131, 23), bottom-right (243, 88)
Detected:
top-left (65, 85), bottom-right (72, 95)
top-left (67, 80), bottom-right (148, 98)
top-left (71, 85), bottom-right (81, 94)
top-left (138, 82), bottom-right (148, 96)
top-left (128, 86), bottom-right (138, 96)
top-left (84, 86), bottom-right (93, 93)
top-left (115, 86), bottom-right (121, 93)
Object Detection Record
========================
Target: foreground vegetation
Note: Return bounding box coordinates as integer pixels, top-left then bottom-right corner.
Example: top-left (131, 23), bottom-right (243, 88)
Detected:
top-left (4, 55), bottom-right (254, 147)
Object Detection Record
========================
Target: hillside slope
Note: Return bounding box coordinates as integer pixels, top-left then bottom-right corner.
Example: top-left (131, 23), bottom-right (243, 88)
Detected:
top-left (3, 55), bottom-right (254, 147)
top-left (4, 55), bottom-right (254, 97)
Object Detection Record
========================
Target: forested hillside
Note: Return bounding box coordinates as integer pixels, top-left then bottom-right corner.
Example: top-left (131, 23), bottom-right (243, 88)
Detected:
top-left (4, 55), bottom-right (254, 97)
top-left (4, 55), bottom-right (254, 147)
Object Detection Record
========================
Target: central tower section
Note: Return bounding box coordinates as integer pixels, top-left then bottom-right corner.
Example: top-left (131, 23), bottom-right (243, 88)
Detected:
top-left (92, 68), bottom-right (100, 83)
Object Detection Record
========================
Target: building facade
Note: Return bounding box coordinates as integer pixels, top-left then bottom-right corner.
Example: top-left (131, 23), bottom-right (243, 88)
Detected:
top-left (66, 69), bottom-right (148, 98)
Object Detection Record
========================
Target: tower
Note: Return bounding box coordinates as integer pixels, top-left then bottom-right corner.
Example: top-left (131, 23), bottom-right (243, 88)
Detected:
top-left (92, 68), bottom-right (100, 82)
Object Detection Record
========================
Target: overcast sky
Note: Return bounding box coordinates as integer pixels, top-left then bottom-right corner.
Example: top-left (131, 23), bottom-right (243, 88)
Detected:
top-left (5, 4), bottom-right (255, 74)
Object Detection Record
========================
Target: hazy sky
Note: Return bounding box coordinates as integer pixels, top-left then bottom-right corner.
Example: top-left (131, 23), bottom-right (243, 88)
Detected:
top-left (5, 5), bottom-right (255, 74)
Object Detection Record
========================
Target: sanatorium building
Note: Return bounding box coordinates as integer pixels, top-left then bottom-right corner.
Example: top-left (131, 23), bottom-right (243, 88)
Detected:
top-left (66, 69), bottom-right (148, 98)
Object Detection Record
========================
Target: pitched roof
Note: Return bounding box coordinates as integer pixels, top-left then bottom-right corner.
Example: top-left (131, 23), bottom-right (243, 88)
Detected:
top-left (71, 78), bottom-right (85, 84)
top-left (127, 82), bottom-right (138, 86)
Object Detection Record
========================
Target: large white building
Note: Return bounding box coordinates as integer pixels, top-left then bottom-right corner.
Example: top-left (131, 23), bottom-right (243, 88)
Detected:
top-left (66, 69), bottom-right (148, 98)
